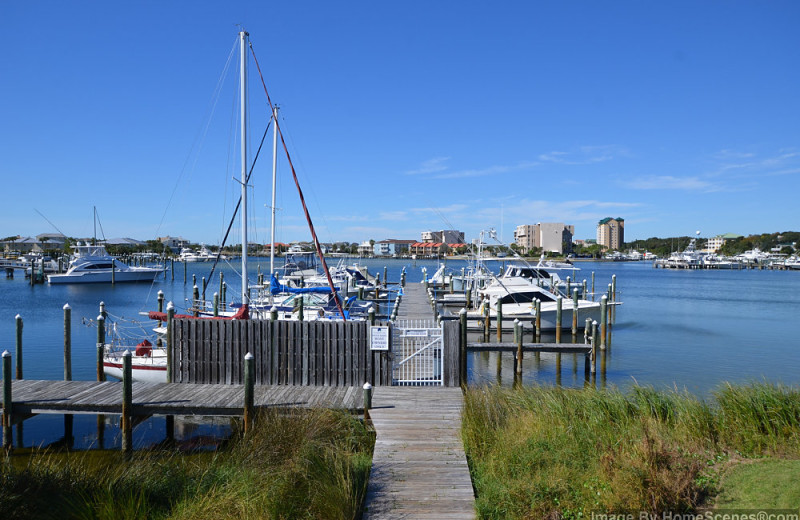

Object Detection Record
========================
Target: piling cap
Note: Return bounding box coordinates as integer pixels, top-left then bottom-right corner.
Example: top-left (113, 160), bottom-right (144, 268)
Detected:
top-left (363, 382), bottom-right (372, 390)
top-left (97, 314), bottom-right (105, 321)
top-left (122, 350), bottom-right (131, 357)
top-left (601, 294), bottom-right (607, 301)
top-left (63, 303), bottom-right (70, 310)
top-left (245, 352), bottom-right (254, 360)
top-left (270, 306), bottom-right (277, 312)
top-left (167, 301), bottom-right (175, 310)
top-left (2, 350), bottom-right (9, 358)
top-left (459, 308), bottom-right (467, 315)
top-left (15, 314), bottom-right (21, 320)
top-left (158, 290), bottom-right (164, 296)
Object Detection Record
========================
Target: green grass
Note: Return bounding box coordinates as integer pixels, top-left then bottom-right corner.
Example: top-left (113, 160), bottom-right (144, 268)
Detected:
top-left (713, 459), bottom-right (800, 509)
top-left (462, 382), bottom-right (800, 519)
top-left (0, 407), bottom-right (374, 520)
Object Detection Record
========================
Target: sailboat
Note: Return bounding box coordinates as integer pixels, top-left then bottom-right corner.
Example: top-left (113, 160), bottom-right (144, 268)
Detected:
top-left (104, 30), bottom-right (347, 381)
top-left (104, 31), bottom-right (256, 382)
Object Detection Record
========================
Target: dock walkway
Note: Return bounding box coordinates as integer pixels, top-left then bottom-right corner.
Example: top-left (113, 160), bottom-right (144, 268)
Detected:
top-left (396, 282), bottom-right (436, 321)
top-left (363, 386), bottom-right (475, 519)
top-left (2, 380), bottom-right (362, 419)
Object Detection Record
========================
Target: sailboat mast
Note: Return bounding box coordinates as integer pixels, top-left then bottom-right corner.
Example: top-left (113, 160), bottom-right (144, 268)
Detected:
top-left (269, 105), bottom-right (278, 279)
top-left (239, 30), bottom-right (249, 305)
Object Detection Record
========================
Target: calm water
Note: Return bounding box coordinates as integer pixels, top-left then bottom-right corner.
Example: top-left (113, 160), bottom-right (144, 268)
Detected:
top-left (1, 258), bottom-right (799, 448)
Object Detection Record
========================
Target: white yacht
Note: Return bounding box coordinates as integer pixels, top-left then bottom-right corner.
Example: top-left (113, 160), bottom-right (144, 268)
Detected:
top-left (467, 264), bottom-right (603, 331)
top-left (48, 242), bottom-right (163, 284)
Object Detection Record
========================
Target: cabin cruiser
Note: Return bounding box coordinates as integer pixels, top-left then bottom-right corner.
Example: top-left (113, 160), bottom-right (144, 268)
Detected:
top-left (179, 244), bottom-right (224, 262)
top-left (48, 242), bottom-right (162, 284)
top-left (466, 263), bottom-right (603, 331)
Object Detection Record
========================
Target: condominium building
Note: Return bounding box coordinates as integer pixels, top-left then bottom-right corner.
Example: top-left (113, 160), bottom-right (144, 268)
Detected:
top-left (596, 218), bottom-right (625, 250)
top-left (706, 233), bottom-right (743, 252)
top-left (421, 230), bottom-right (465, 244)
top-left (514, 223), bottom-right (574, 254)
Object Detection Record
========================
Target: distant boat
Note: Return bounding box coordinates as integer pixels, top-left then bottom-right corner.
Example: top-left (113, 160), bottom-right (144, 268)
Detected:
top-left (47, 242), bottom-right (162, 284)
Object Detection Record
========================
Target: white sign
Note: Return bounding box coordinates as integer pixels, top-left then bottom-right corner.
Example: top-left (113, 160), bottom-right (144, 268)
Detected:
top-left (370, 326), bottom-right (390, 351)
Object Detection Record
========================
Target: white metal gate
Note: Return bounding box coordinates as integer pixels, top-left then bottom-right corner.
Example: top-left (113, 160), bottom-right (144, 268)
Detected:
top-left (392, 319), bottom-right (443, 386)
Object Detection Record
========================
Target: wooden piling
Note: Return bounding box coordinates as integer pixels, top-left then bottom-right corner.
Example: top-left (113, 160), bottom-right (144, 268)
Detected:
top-left (362, 382), bottom-right (373, 415)
top-left (3, 351), bottom-right (11, 451)
top-left (514, 319), bottom-right (523, 377)
top-left (243, 353), bottom-right (254, 434)
top-left (166, 303), bottom-right (174, 383)
top-left (15, 315), bottom-right (22, 380)
top-left (459, 308), bottom-right (467, 387)
top-left (192, 285), bottom-right (199, 317)
top-left (483, 298), bottom-right (490, 342)
top-left (496, 300), bottom-right (503, 342)
top-left (555, 296), bottom-right (562, 343)
top-left (121, 350), bottom-right (132, 453)
top-left (611, 274), bottom-right (617, 302)
top-left (591, 320), bottom-right (598, 374)
top-left (591, 271), bottom-right (595, 301)
top-left (96, 315), bottom-right (105, 381)
top-left (183, 261), bottom-right (187, 284)
top-left (63, 304), bottom-right (71, 381)
top-left (534, 299), bottom-right (541, 341)
top-left (572, 288), bottom-right (579, 336)
top-left (600, 295), bottom-right (608, 350)
top-left (111, 259), bottom-right (115, 284)
top-left (213, 293), bottom-right (219, 317)
top-left (170, 258), bottom-right (174, 281)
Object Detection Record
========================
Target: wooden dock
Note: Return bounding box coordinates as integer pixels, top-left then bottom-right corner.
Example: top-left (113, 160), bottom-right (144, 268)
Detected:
top-left (2, 380), bottom-right (362, 420)
top-left (363, 386), bottom-right (475, 519)
top-left (396, 282), bottom-right (437, 321)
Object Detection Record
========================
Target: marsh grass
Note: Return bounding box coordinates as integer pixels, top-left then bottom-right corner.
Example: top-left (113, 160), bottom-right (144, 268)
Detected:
top-left (462, 382), bottom-right (800, 519)
top-left (0, 407), bottom-right (373, 520)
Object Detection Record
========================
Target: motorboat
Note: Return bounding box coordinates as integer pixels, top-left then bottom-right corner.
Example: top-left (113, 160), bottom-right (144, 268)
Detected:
top-left (466, 264), bottom-right (603, 331)
top-left (179, 244), bottom-right (223, 262)
top-left (47, 242), bottom-right (163, 284)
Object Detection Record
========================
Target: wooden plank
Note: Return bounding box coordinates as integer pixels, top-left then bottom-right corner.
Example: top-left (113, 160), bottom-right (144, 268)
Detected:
top-left (468, 342), bottom-right (591, 353)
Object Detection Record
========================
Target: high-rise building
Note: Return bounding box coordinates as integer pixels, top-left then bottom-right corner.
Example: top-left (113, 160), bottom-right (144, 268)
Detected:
top-left (596, 218), bottom-right (624, 250)
top-left (514, 223), bottom-right (574, 254)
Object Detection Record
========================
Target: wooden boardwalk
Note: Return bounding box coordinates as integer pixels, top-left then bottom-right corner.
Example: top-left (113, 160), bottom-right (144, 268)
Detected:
top-left (396, 282), bottom-right (437, 321)
top-left (2, 380), bottom-right (362, 419)
top-left (363, 386), bottom-right (475, 519)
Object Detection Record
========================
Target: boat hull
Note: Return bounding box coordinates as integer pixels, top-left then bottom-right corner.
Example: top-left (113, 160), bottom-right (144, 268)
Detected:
top-left (48, 268), bottom-right (162, 284)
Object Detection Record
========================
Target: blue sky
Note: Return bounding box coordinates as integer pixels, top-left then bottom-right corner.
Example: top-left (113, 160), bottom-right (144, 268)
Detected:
top-left (2, 1), bottom-right (798, 246)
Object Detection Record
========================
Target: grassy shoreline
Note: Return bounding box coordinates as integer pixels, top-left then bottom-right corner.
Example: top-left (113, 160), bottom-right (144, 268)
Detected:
top-left (1, 408), bottom-right (373, 520)
top-left (462, 382), bottom-right (800, 519)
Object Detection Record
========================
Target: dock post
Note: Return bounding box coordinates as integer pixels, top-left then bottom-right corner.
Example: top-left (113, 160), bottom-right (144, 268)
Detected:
top-left (383, 266), bottom-right (388, 288)
top-left (459, 309), bottom-right (467, 387)
top-left (611, 274), bottom-right (617, 302)
top-left (368, 306), bottom-right (375, 326)
top-left (183, 261), bottom-right (187, 284)
top-left (15, 315), bottom-right (22, 380)
top-left (193, 285), bottom-right (199, 317)
top-left (534, 299), bottom-right (541, 342)
top-left (213, 293), bottom-right (219, 317)
top-left (157, 290), bottom-right (164, 327)
top-left (572, 288), bottom-right (579, 336)
top-left (514, 319), bottom-right (523, 379)
top-left (466, 288), bottom-right (471, 308)
top-left (582, 279), bottom-right (587, 300)
top-left (222, 282), bottom-right (227, 311)
top-left (555, 296), bottom-right (562, 343)
top-left (170, 258), bottom-right (174, 281)
top-left (202, 276), bottom-right (207, 298)
top-left (111, 259), bottom-right (115, 284)
top-left (591, 271), bottom-right (595, 301)
top-left (565, 276), bottom-right (571, 298)
top-left (362, 382), bottom-right (373, 417)
top-left (166, 302), bottom-right (174, 383)
top-left (496, 300), bottom-right (503, 342)
top-left (401, 270), bottom-right (406, 287)
top-left (243, 353), bottom-right (254, 435)
top-left (63, 304), bottom-right (71, 381)
top-left (121, 350), bottom-right (132, 453)
top-left (96, 315), bottom-right (105, 381)
top-left (483, 298), bottom-right (490, 343)
top-left (600, 295), bottom-right (608, 350)
top-left (591, 320), bottom-right (598, 375)
top-left (3, 351), bottom-right (11, 452)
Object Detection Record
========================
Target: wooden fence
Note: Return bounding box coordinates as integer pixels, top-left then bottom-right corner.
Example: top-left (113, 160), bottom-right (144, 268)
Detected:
top-left (169, 319), bottom-right (463, 387)
top-left (170, 318), bottom-right (395, 386)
